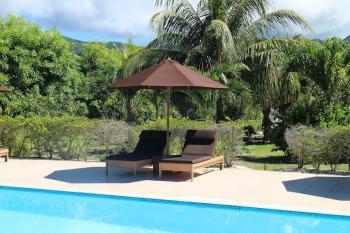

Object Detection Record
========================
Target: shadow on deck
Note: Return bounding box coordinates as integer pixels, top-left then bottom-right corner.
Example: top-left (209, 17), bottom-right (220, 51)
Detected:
top-left (283, 176), bottom-right (350, 201)
top-left (45, 166), bottom-right (213, 184)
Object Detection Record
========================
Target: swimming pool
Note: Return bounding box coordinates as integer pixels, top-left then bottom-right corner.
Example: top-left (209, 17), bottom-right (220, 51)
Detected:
top-left (0, 186), bottom-right (349, 233)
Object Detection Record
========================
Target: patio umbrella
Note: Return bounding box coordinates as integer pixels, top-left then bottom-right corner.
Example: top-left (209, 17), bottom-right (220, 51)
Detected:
top-left (109, 58), bottom-right (228, 155)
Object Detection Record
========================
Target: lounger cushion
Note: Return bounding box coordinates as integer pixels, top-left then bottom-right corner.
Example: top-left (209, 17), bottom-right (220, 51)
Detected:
top-left (161, 155), bottom-right (212, 164)
top-left (133, 130), bottom-right (168, 156)
top-left (107, 130), bottom-right (168, 162)
top-left (182, 130), bottom-right (217, 157)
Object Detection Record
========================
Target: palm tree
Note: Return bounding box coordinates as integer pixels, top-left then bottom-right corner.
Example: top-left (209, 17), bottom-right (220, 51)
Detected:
top-left (125, 0), bottom-right (310, 74)
top-left (207, 62), bottom-right (252, 122)
top-left (123, 0), bottom-right (311, 125)
top-left (241, 38), bottom-right (303, 137)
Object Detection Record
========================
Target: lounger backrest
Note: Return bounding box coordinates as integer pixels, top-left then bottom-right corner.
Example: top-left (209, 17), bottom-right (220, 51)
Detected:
top-left (182, 130), bottom-right (217, 157)
top-left (133, 130), bottom-right (168, 156)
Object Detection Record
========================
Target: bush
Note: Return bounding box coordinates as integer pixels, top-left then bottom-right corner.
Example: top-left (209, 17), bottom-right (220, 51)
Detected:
top-left (0, 116), bottom-right (132, 161)
top-left (285, 125), bottom-right (326, 170)
top-left (0, 117), bottom-right (246, 166)
top-left (216, 125), bottom-right (244, 167)
top-left (268, 124), bottom-right (288, 154)
top-left (138, 118), bottom-right (245, 166)
top-left (324, 126), bottom-right (350, 171)
top-left (320, 103), bottom-right (350, 127)
top-left (285, 125), bottom-right (350, 171)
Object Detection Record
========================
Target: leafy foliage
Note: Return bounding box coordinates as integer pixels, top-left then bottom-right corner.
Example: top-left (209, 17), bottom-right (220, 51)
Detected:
top-left (0, 16), bottom-right (87, 116)
top-left (285, 125), bottom-right (350, 171)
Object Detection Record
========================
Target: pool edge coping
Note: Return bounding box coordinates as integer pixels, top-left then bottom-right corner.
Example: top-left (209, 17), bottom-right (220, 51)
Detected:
top-left (1, 183), bottom-right (349, 218)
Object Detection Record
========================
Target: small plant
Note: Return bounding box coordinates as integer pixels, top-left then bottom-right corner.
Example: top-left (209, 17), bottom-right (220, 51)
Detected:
top-left (216, 125), bottom-right (244, 167)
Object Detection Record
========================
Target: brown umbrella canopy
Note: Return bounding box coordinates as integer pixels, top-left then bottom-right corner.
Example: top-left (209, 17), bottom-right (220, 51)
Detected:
top-left (110, 59), bottom-right (228, 90)
top-left (110, 59), bottom-right (227, 155)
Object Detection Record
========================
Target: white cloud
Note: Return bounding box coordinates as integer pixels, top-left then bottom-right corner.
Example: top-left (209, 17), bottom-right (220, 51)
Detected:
top-left (274, 0), bottom-right (350, 39)
top-left (0, 0), bottom-right (349, 42)
top-left (0, 0), bottom-right (158, 39)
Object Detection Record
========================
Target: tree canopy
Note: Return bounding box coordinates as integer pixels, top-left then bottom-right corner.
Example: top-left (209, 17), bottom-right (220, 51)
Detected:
top-left (0, 5), bottom-right (350, 140)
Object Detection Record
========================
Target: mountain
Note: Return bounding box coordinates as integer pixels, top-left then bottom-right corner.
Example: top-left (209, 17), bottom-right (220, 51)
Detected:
top-left (312, 38), bottom-right (323, 43)
top-left (310, 35), bottom-right (350, 43)
top-left (344, 35), bottom-right (350, 42)
top-left (64, 36), bottom-right (126, 54)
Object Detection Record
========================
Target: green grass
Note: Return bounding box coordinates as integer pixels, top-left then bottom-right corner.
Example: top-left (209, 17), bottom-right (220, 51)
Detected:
top-left (236, 144), bottom-right (349, 172)
top-left (236, 144), bottom-right (296, 171)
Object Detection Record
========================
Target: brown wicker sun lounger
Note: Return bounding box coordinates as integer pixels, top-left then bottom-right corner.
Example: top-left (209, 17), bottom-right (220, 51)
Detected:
top-left (159, 130), bottom-right (224, 181)
top-left (106, 130), bottom-right (168, 176)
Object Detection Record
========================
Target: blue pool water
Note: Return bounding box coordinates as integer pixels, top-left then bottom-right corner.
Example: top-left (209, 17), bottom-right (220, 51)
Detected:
top-left (0, 186), bottom-right (349, 233)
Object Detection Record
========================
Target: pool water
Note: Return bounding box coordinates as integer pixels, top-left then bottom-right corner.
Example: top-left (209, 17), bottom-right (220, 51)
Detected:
top-left (0, 186), bottom-right (349, 233)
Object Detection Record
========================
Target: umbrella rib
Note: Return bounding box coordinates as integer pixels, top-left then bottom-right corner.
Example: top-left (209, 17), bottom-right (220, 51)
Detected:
top-left (173, 64), bottom-right (197, 88)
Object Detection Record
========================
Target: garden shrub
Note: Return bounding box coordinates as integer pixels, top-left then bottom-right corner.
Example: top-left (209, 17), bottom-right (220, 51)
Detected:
top-left (285, 125), bottom-right (350, 171)
top-left (138, 118), bottom-right (245, 166)
top-left (215, 125), bottom-right (244, 167)
top-left (0, 116), bottom-right (131, 161)
top-left (324, 126), bottom-right (350, 171)
top-left (0, 117), bottom-right (245, 166)
top-left (268, 124), bottom-right (289, 154)
top-left (285, 125), bottom-right (326, 169)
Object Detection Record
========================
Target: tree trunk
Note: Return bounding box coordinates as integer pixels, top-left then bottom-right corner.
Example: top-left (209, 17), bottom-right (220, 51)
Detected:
top-left (155, 100), bottom-right (159, 119)
top-left (216, 97), bottom-right (224, 123)
top-left (262, 107), bottom-right (273, 141)
top-left (125, 94), bottom-right (137, 122)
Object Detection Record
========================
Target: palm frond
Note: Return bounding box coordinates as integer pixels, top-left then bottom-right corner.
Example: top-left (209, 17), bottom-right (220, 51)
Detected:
top-left (247, 9), bottom-right (313, 38)
top-left (245, 38), bottom-right (300, 67)
top-left (202, 19), bottom-right (235, 62)
top-left (226, 0), bottom-right (271, 34)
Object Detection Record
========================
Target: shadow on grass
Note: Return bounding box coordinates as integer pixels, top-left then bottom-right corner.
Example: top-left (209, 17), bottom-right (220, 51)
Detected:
top-left (238, 155), bottom-right (291, 164)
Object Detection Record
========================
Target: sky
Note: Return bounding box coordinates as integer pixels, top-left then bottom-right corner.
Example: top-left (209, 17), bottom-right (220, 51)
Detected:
top-left (0, 0), bottom-right (349, 45)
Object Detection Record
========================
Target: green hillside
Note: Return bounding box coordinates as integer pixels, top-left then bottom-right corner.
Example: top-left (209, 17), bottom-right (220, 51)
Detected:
top-left (344, 35), bottom-right (350, 41)
top-left (64, 36), bottom-right (126, 54)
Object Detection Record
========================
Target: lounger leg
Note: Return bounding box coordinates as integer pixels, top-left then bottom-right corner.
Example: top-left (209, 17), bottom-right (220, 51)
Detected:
top-left (159, 169), bottom-right (162, 179)
top-left (5, 152), bottom-right (8, 162)
top-left (190, 168), bottom-right (194, 182)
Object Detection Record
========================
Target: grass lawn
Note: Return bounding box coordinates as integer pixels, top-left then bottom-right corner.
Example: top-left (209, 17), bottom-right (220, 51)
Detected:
top-left (236, 144), bottom-right (349, 172)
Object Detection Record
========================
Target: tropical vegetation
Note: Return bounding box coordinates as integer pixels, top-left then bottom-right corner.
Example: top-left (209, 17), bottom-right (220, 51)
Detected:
top-left (0, 0), bottom-right (350, 172)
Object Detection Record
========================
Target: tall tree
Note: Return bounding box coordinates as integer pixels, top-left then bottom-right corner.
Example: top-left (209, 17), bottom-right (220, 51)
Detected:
top-left (126, 0), bottom-right (310, 72)
top-left (124, 0), bottom-right (310, 124)
top-left (78, 42), bottom-right (124, 118)
top-left (0, 16), bottom-right (86, 116)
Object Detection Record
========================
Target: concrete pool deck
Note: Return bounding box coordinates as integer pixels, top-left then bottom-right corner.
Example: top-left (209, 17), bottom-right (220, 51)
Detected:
top-left (0, 159), bottom-right (350, 215)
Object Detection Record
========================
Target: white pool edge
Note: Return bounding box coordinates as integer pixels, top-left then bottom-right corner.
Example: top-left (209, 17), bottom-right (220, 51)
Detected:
top-left (1, 182), bottom-right (349, 217)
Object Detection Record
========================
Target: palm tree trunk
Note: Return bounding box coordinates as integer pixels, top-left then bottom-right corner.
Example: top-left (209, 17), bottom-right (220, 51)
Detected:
top-left (216, 97), bottom-right (224, 123)
top-left (155, 102), bottom-right (159, 119)
top-left (124, 91), bottom-right (137, 123)
top-left (262, 107), bottom-right (272, 141)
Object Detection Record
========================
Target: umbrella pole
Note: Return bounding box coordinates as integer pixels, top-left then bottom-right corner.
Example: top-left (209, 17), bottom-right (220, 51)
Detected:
top-left (166, 87), bottom-right (171, 156)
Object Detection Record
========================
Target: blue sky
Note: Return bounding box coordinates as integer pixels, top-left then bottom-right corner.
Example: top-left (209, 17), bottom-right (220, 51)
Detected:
top-left (0, 0), bottom-right (349, 45)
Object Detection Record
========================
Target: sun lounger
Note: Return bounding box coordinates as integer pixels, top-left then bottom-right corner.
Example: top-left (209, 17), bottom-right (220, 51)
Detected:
top-left (0, 148), bottom-right (9, 162)
top-left (159, 130), bottom-right (224, 181)
top-left (106, 130), bottom-right (168, 176)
